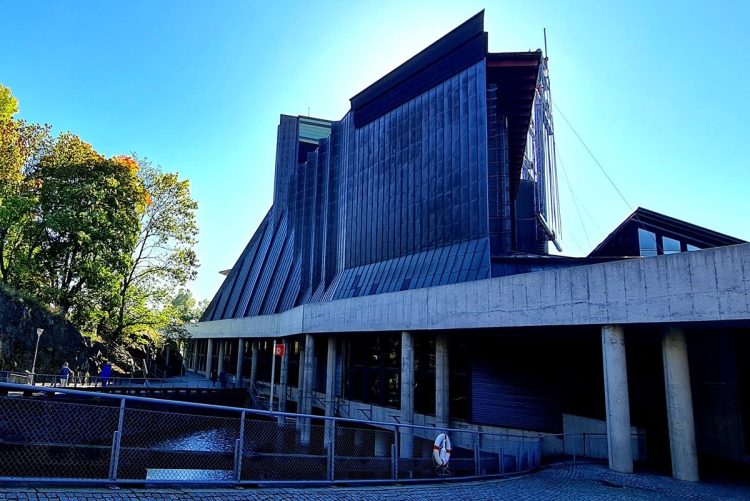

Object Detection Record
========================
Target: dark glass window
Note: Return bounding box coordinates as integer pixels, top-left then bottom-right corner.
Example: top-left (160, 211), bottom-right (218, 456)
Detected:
top-left (638, 228), bottom-right (658, 257)
top-left (345, 334), bottom-right (401, 409)
top-left (662, 236), bottom-right (681, 255)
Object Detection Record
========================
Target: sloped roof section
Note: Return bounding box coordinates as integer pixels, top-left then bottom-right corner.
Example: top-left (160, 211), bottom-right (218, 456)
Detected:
top-left (350, 10), bottom-right (488, 127)
top-left (588, 207), bottom-right (746, 257)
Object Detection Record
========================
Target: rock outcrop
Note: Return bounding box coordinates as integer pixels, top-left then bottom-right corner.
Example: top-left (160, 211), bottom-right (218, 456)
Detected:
top-left (0, 287), bottom-right (87, 376)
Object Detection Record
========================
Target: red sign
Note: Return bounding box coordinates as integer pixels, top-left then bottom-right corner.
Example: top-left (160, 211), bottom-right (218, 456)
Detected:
top-left (274, 343), bottom-right (286, 357)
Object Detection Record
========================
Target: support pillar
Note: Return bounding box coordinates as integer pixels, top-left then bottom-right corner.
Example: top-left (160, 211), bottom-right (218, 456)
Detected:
top-left (297, 339), bottom-right (306, 411)
top-left (205, 338), bottom-right (214, 380)
top-left (601, 325), bottom-right (633, 473)
top-left (302, 334), bottom-right (315, 415)
top-left (324, 336), bottom-right (337, 446)
top-left (191, 341), bottom-right (198, 372)
top-left (278, 339), bottom-right (289, 413)
top-left (435, 333), bottom-right (450, 429)
top-left (217, 341), bottom-right (225, 375)
top-left (298, 335), bottom-right (315, 445)
top-left (400, 331), bottom-right (415, 459)
top-left (249, 341), bottom-right (258, 389)
top-left (235, 338), bottom-right (245, 385)
top-left (662, 328), bottom-right (699, 481)
top-left (374, 432), bottom-right (389, 457)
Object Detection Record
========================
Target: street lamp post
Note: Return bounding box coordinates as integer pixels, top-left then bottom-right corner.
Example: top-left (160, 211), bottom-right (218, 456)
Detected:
top-left (31, 328), bottom-right (44, 385)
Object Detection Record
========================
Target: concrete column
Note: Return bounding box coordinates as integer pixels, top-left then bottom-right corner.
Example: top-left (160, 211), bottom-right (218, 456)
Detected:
top-left (324, 336), bottom-right (337, 446)
top-left (249, 341), bottom-right (258, 389)
top-left (601, 325), bottom-right (633, 473)
top-left (191, 341), bottom-right (198, 371)
top-left (325, 336), bottom-right (337, 417)
top-left (335, 339), bottom-right (345, 397)
top-left (374, 432), bottom-right (389, 457)
top-left (435, 333), bottom-right (450, 429)
top-left (300, 334), bottom-right (315, 445)
top-left (235, 338), bottom-right (245, 385)
top-left (302, 334), bottom-right (315, 415)
top-left (297, 340), bottom-right (306, 411)
top-left (278, 339), bottom-right (289, 412)
top-left (662, 328), bottom-right (699, 481)
top-left (205, 338), bottom-right (214, 380)
top-left (217, 341), bottom-right (225, 375)
top-left (400, 331), bottom-right (415, 458)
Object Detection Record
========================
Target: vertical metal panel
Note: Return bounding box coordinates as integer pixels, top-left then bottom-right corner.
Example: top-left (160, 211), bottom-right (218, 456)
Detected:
top-left (471, 351), bottom-right (562, 432)
top-left (205, 59), bottom-right (523, 319)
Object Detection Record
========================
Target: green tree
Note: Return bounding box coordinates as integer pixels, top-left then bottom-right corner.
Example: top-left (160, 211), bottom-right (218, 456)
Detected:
top-left (25, 134), bottom-right (147, 334)
top-left (162, 288), bottom-right (207, 344)
top-left (0, 84), bottom-right (51, 284)
top-left (0, 85), bottom-right (18, 120)
top-left (110, 158), bottom-right (199, 342)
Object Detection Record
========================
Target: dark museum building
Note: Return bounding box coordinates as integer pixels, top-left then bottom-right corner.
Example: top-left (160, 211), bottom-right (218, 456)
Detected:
top-left (187, 12), bottom-right (750, 482)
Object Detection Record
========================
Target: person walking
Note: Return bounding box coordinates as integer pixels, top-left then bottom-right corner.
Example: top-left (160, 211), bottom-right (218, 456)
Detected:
top-left (100, 362), bottom-right (112, 387)
top-left (59, 362), bottom-right (73, 387)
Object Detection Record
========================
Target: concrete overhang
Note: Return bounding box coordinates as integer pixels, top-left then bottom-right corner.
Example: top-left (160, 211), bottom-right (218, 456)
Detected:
top-left (188, 243), bottom-right (750, 339)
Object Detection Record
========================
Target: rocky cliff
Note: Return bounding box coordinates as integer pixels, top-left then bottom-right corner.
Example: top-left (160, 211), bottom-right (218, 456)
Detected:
top-left (0, 287), bottom-right (88, 376)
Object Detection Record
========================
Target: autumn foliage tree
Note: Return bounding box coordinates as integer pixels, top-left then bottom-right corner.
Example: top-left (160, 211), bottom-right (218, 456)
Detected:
top-left (109, 158), bottom-right (199, 343)
top-left (0, 83), bottom-right (200, 351)
top-left (0, 85), bottom-right (51, 284)
top-left (21, 137), bottom-right (147, 333)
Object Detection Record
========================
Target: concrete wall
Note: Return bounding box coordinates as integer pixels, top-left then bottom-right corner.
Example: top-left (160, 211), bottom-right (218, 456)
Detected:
top-left (189, 244), bottom-right (750, 340)
top-left (253, 382), bottom-right (547, 457)
top-left (562, 413), bottom-right (645, 462)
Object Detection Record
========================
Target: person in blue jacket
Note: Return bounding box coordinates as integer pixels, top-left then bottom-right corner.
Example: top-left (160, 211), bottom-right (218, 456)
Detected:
top-left (59, 362), bottom-right (73, 387)
top-left (100, 362), bottom-right (112, 387)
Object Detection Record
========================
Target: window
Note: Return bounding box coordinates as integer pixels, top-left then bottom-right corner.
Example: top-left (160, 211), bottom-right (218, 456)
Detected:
top-left (687, 244), bottom-right (700, 252)
top-left (638, 228), bottom-right (658, 257)
top-left (662, 236), bottom-right (681, 255)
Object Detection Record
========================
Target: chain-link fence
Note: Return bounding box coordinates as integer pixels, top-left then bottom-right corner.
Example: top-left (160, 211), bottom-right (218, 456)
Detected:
top-left (0, 383), bottom-right (541, 485)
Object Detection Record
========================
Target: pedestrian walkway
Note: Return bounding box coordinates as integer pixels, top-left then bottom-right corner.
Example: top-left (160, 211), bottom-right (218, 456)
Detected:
top-left (1, 463), bottom-right (748, 500)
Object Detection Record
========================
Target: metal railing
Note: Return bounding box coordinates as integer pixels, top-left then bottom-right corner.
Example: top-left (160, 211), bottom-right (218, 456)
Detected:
top-left (0, 371), bottom-right (226, 389)
top-left (0, 382), bottom-right (541, 486)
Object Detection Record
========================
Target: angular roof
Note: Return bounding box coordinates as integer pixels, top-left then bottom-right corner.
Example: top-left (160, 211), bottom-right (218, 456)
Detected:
top-left (588, 207), bottom-right (746, 257)
top-left (350, 10), bottom-right (488, 127)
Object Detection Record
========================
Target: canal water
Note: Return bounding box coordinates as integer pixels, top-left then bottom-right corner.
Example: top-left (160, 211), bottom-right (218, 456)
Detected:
top-left (146, 428), bottom-right (238, 481)
top-left (153, 427), bottom-right (237, 452)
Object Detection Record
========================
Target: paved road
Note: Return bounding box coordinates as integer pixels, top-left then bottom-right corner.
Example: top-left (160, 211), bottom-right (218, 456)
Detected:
top-left (1, 463), bottom-right (748, 500)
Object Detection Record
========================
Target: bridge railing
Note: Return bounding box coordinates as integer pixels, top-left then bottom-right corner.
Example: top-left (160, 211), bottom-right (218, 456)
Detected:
top-left (0, 382), bottom-right (541, 486)
top-left (1, 372), bottom-right (222, 389)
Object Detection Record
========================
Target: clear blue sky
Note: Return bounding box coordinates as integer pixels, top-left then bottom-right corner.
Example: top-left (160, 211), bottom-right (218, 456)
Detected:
top-left (2, 1), bottom-right (748, 301)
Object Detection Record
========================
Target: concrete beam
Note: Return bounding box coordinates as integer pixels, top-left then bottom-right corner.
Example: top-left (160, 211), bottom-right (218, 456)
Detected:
top-left (602, 325), bottom-right (633, 473)
top-left (663, 328), bottom-right (699, 481)
top-left (188, 244), bottom-right (750, 339)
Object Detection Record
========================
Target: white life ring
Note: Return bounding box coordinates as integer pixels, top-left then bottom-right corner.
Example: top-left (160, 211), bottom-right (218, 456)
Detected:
top-left (432, 432), bottom-right (452, 466)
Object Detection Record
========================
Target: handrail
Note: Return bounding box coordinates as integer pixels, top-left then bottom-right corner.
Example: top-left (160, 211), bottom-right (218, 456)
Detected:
top-left (1, 372), bottom-right (231, 389)
top-left (0, 382), bottom-right (539, 439)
